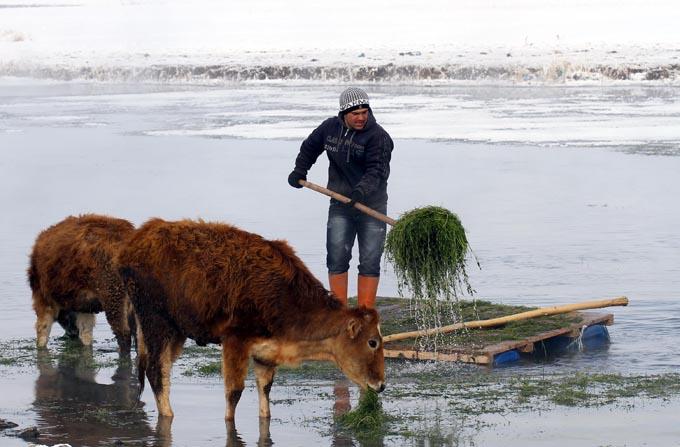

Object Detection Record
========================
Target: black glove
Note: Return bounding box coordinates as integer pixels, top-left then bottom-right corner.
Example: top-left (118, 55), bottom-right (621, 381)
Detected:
top-left (347, 189), bottom-right (364, 207)
top-left (287, 170), bottom-right (306, 189)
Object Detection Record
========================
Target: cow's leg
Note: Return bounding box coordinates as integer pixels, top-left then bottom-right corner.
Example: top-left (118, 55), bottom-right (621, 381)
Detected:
top-left (122, 269), bottom-right (182, 418)
top-left (35, 312), bottom-right (54, 348)
top-left (98, 270), bottom-right (134, 354)
top-left (146, 330), bottom-right (185, 418)
top-left (102, 294), bottom-right (132, 354)
top-left (221, 336), bottom-right (250, 421)
top-left (135, 315), bottom-right (147, 361)
top-left (33, 291), bottom-right (57, 348)
top-left (132, 298), bottom-right (182, 417)
top-left (145, 340), bottom-right (172, 417)
top-left (56, 310), bottom-right (80, 339)
top-left (159, 335), bottom-right (185, 416)
top-left (133, 317), bottom-right (149, 400)
top-left (253, 360), bottom-right (276, 418)
top-left (75, 313), bottom-right (96, 346)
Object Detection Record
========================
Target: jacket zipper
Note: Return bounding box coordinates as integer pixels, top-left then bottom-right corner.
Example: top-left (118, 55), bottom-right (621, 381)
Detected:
top-left (337, 126), bottom-right (354, 163)
top-left (345, 128), bottom-right (355, 163)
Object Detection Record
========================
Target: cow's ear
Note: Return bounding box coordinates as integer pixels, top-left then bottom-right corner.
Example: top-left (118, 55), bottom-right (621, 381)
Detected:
top-left (346, 318), bottom-right (362, 339)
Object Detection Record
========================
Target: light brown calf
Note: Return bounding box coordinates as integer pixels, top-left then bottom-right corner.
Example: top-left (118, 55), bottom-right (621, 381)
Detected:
top-left (119, 218), bottom-right (385, 420)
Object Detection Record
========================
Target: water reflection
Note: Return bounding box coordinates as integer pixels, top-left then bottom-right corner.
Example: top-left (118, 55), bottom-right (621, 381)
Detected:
top-left (33, 345), bottom-right (163, 446)
top-left (224, 418), bottom-right (273, 447)
top-left (331, 379), bottom-right (354, 447)
top-left (153, 412), bottom-right (273, 446)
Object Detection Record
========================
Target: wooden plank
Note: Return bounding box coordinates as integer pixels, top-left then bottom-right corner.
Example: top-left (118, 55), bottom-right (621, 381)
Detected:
top-left (383, 311), bottom-right (614, 365)
top-left (518, 343), bottom-right (534, 353)
top-left (384, 348), bottom-right (490, 365)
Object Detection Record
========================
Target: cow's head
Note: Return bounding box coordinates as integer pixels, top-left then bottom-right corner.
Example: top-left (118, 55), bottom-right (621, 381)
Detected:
top-left (333, 307), bottom-right (385, 393)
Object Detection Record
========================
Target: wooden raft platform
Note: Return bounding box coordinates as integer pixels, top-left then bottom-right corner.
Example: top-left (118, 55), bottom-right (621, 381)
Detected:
top-left (383, 311), bottom-right (614, 366)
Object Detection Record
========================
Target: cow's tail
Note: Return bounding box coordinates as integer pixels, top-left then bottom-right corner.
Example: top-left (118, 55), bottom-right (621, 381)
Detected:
top-left (128, 309), bottom-right (138, 353)
top-left (136, 350), bottom-right (147, 399)
top-left (27, 255), bottom-right (39, 292)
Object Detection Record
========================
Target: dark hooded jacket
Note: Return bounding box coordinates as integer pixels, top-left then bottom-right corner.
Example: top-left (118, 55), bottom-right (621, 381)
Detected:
top-left (293, 109), bottom-right (393, 208)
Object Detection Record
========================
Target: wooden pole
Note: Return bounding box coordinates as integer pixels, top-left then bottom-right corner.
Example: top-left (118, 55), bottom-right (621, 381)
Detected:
top-left (382, 296), bottom-right (629, 343)
top-left (300, 180), bottom-right (398, 226)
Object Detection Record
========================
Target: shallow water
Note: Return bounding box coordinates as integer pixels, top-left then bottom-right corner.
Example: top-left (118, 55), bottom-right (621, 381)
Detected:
top-left (1, 81), bottom-right (679, 446)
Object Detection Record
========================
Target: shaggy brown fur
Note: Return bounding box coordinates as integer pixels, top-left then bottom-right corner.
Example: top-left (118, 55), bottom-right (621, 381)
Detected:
top-left (119, 218), bottom-right (385, 420)
top-left (28, 214), bottom-right (136, 353)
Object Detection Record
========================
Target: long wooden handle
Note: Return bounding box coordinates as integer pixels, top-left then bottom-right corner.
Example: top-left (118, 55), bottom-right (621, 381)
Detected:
top-left (300, 180), bottom-right (398, 226)
top-left (383, 296), bottom-right (629, 343)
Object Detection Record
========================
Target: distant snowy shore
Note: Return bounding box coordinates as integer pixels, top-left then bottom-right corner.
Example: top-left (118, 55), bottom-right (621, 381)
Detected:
top-left (1, 0), bottom-right (679, 84)
top-left (3, 45), bottom-right (679, 84)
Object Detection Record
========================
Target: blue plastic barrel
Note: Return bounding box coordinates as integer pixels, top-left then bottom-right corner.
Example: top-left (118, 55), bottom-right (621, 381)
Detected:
top-left (581, 324), bottom-right (610, 349)
top-left (493, 349), bottom-right (520, 366)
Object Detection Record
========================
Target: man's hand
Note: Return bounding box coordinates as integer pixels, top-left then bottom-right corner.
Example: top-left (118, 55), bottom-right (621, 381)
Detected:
top-left (347, 189), bottom-right (364, 207)
top-left (288, 170), bottom-right (306, 189)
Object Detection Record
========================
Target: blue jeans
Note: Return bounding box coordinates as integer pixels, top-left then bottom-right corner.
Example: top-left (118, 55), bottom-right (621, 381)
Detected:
top-left (326, 201), bottom-right (387, 277)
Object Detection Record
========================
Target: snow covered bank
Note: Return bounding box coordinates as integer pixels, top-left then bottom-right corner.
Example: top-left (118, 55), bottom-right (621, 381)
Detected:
top-left (1, 0), bottom-right (679, 84)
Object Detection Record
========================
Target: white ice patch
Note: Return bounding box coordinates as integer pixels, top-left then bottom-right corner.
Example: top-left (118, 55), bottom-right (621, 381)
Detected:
top-left (0, 29), bottom-right (28, 42)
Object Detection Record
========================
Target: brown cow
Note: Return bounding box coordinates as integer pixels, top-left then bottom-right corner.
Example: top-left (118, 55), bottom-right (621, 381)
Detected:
top-left (28, 214), bottom-right (136, 353)
top-left (119, 218), bottom-right (385, 420)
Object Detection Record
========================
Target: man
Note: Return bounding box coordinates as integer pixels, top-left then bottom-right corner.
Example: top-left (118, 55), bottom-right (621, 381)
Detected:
top-left (288, 87), bottom-right (393, 308)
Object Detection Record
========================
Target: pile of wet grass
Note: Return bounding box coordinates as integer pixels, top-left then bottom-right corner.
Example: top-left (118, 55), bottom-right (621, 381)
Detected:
top-left (336, 389), bottom-right (382, 430)
top-left (383, 206), bottom-right (480, 346)
top-left (336, 389), bottom-right (393, 435)
top-left (385, 206), bottom-right (475, 301)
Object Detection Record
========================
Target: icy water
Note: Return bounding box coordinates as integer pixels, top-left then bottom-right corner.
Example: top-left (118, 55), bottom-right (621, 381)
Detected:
top-left (1, 81), bottom-right (680, 446)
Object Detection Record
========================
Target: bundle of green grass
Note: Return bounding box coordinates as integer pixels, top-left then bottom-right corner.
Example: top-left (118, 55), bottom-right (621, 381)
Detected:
top-left (385, 206), bottom-right (476, 301)
top-left (336, 389), bottom-right (390, 431)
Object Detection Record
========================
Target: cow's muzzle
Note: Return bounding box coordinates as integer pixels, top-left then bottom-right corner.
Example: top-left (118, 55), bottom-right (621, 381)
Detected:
top-left (369, 382), bottom-right (386, 393)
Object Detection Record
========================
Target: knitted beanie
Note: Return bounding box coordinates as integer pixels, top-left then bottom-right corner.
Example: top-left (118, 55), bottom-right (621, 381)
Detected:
top-left (339, 87), bottom-right (370, 114)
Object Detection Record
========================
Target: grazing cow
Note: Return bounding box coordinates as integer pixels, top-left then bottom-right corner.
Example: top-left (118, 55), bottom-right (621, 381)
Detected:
top-left (119, 218), bottom-right (385, 420)
top-left (28, 214), bottom-right (136, 353)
